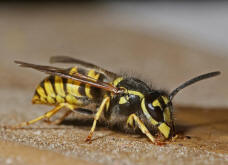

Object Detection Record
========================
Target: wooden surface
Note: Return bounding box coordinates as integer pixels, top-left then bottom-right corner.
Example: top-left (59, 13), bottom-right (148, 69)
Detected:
top-left (0, 105), bottom-right (228, 165)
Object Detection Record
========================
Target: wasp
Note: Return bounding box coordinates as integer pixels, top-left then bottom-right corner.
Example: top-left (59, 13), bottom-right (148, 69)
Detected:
top-left (13, 56), bottom-right (220, 144)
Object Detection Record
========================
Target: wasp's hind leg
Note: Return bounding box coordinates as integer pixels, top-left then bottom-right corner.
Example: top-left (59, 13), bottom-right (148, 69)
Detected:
top-left (127, 114), bottom-right (156, 143)
top-left (43, 108), bottom-right (94, 125)
top-left (85, 97), bottom-right (110, 143)
top-left (44, 110), bottom-right (73, 125)
top-left (10, 103), bottom-right (76, 128)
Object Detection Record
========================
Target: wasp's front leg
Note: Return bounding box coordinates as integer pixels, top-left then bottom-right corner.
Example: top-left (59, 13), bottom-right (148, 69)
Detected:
top-left (127, 114), bottom-right (156, 143)
top-left (127, 114), bottom-right (166, 145)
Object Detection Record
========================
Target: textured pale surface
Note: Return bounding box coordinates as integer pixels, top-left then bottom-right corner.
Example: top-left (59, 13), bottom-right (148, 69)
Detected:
top-left (0, 99), bottom-right (228, 165)
top-left (0, 4), bottom-right (227, 165)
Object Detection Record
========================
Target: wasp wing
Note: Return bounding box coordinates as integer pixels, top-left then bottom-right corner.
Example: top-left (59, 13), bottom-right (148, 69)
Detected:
top-left (50, 56), bottom-right (117, 80)
top-left (15, 61), bottom-right (122, 94)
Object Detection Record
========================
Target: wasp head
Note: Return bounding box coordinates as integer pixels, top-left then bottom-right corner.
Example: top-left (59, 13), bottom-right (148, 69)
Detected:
top-left (142, 71), bottom-right (221, 139)
top-left (142, 91), bottom-right (175, 139)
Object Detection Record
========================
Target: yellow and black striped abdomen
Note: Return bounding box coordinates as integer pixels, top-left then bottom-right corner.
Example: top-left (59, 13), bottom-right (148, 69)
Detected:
top-left (32, 67), bottom-right (106, 106)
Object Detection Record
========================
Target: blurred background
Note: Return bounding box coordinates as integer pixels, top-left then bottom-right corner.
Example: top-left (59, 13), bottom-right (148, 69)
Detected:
top-left (0, 2), bottom-right (227, 107)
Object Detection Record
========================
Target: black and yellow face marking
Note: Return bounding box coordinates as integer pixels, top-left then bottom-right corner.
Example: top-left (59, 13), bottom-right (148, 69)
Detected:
top-left (141, 93), bottom-right (173, 139)
top-left (14, 57), bottom-right (220, 145)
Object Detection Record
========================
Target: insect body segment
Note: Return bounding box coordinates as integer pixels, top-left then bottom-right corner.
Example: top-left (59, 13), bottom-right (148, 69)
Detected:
top-left (14, 57), bottom-right (220, 144)
top-left (32, 66), bottom-right (107, 107)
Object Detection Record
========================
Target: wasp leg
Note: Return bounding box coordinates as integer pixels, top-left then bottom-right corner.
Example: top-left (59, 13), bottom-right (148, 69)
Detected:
top-left (11, 103), bottom-right (76, 128)
top-left (85, 97), bottom-right (110, 143)
top-left (44, 108), bottom-right (94, 125)
top-left (127, 114), bottom-right (156, 143)
top-left (44, 110), bottom-right (73, 125)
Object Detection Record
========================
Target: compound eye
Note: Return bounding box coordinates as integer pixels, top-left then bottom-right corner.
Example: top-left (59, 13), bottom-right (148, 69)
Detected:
top-left (147, 103), bottom-right (164, 122)
top-left (145, 93), bottom-right (164, 122)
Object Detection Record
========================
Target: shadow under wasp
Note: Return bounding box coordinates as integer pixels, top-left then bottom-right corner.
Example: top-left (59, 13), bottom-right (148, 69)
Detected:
top-left (13, 56), bottom-right (220, 144)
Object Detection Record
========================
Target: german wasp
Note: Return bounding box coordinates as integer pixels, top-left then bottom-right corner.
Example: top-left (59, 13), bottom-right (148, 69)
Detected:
top-left (14, 56), bottom-right (220, 144)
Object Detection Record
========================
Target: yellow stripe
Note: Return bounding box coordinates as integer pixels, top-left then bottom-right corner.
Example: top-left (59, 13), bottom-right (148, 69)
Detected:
top-left (66, 95), bottom-right (74, 104)
top-left (152, 99), bottom-right (162, 109)
top-left (85, 70), bottom-right (100, 99)
top-left (37, 86), bottom-right (47, 98)
top-left (32, 95), bottom-right (40, 104)
top-left (119, 96), bottom-right (129, 104)
top-left (88, 69), bottom-right (100, 79)
top-left (158, 123), bottom-right (170, 139)
top-left (35, 86), bottom-right (47, 104)
top-left (67, 82), bottom-right (82, 97)
top-left (67, 67), bottom-right (83, 97)
top-left (69, 67), bottom-right (77, 75)
top-left (85, 85), bottom-right (93, 99)
top-left (164, 107), bottom-right (171, 123)
top-left (47, 96), bottom-right (55, 104)
top-left (55, 76), bottom-right (66, 97)
top-left (56, 95), bottom-right (65, 103)
top-left (162, 96), bottom-right (169, 104)
top-left (141, 98), bottom-right (158, 125)
top-left (44, 79), bottom-right (56, 97)
top-left (113, 77), bottom-right (123, 86)
top-left (161, 96), bottom-right (171, 122)
top-left (66, 95), bottom-right (83, 105)
top-left (40, 97), bottom-right (47, 103)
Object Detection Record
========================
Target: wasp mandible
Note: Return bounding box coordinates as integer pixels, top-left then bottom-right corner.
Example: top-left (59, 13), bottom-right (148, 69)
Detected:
top-left (14, 56), bottom-right (220, 144)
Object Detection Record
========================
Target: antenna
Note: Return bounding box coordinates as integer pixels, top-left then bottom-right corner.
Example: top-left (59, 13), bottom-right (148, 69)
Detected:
top-left (169, 71), bottom-right (221, 101)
